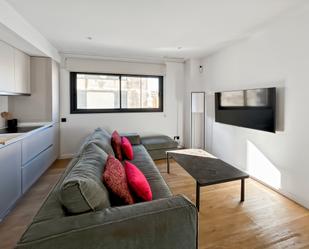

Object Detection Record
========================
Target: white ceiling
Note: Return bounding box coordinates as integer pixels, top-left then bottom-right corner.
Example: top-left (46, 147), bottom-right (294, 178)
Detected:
top-left (6, 0), bottom-right (305, 60)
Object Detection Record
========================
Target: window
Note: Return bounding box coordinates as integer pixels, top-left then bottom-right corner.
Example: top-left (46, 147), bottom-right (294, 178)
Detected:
top-left (70, 72), bottom-right (163, 113)
top-left (220, 89), bottom-right (269, 108)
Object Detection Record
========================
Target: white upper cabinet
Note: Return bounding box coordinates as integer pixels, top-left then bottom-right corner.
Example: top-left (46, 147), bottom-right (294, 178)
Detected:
top-left (0, 41), bottom-right (15, 93)
top-left (0, 40), bottom-right (31, 95)
top-left (14, 49), bottom-right (30, 94)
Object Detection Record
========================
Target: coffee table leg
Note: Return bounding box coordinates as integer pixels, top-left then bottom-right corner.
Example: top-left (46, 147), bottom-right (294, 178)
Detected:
top-left (166, 153), bottom-right (170, 174)
top-left (196, 182), bottom-right (200, 212)
top-left (241, 179), bottom-right (245, 202)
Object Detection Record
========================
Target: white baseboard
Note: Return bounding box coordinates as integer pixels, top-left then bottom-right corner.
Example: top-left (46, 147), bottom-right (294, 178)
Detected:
top-left (59, 153), bottom-right (75, 159)
top-left (249, 175), bottom-right (309, 210)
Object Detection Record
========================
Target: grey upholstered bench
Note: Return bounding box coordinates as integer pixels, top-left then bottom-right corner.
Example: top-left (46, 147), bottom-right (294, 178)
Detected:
top-left (141, 135), bottom-right (179, 160)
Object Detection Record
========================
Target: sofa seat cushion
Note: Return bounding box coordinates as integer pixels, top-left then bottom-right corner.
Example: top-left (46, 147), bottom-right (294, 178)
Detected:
top-left (141, 135), bottom-right (178, 151)
top-left (59, 143), bottom-right (111, 214)
top-left (131, 145), bottom-right (172, 200)
top-left (148, 148), bottom-right (182, 160)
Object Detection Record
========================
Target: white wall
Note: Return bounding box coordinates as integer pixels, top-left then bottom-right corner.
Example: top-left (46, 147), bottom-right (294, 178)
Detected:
top-left (60, 57), bottom-right (184, 158)
top-left (183, 59), bottom-right (205, 147)
top-left (201, 4), bottom-right (309, 208)
top-left (0, 96), bottom-right (8, 128)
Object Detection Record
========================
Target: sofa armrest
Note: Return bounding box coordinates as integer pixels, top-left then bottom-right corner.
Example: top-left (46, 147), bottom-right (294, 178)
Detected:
top-left (16, 195), bottom-right (197, 249)
top-left (119, 132), bottom-right (141, 145)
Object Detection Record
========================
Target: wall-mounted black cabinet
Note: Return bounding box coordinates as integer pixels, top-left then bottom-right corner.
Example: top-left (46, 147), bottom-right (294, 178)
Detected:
top-left (215, 87), bottom-right (276, 133)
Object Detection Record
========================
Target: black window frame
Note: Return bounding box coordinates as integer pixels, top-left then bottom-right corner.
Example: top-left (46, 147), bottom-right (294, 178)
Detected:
top-left (70, 72), bottom-right (164, 114)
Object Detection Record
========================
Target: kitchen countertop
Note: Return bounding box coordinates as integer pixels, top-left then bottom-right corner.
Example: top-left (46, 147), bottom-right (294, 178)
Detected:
top-left (0, 126), bottom-right (43, 134)
top-left (0, 134), bottom-right (22, 145)
top-left (0, 122), bottom-right (54, 147)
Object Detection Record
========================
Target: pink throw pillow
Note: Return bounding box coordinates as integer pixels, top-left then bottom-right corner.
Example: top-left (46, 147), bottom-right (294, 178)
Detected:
top-left (111, 130), bottom-right (122, 161)
top-left (124, 161), bottom-right (152, 202)
top-left (121, 137), bottom-right (134, 160)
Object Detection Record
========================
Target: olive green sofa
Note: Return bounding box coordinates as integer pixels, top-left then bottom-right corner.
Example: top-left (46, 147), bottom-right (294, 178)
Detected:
top-left (141, 135), bottom-right (179, 160)
top-left (16, 128), bottom-right (198, 249)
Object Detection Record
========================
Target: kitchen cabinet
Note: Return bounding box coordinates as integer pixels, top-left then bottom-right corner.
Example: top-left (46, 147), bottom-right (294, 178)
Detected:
top-left (0, 40), bottom-right (30, 95)
top-left (14, 49), bottom-right (30, 94)
top-left (22, 146), bottom-right (54, 194)
top-left (21, 124), bottom-right (55, 193)
top-left (22, 125), bottom-right (53, 164)
top-left (0, 41), bottom-right (15, 93)
top-left (0, 123), bottom-right (57, 221)
top-left (9, 57), bottom-right (60, 122)
top-left (0, 141), bottom-right (22, 219)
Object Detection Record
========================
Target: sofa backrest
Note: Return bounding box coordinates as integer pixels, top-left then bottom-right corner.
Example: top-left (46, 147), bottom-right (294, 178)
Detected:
top-left (76, 128), bottom-right (115, 157)
top-left (58, 142), bottom-right (111, 214)
top-left (32, 128), bottom-right (114, 222)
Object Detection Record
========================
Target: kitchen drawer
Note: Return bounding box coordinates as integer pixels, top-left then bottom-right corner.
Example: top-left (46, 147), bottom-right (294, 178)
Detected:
top-left (0, 142), bottom-right (22, 220)
top-left (22, 125), bottom-right (54, 165)
top-left (22, 145), bottom-right (54, 194)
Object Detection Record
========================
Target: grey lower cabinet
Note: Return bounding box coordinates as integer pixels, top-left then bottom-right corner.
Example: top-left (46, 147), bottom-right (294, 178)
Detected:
top-left (22, 146), bottom-right (54, 194)
top-left (0, 124), bottom-right (57, 221)
top-left (0, 141), bottom-right (22, 220)
top-left (22, 125), bottom-right (54, 165)
top-left (21, 125), bottom-right (55, 193)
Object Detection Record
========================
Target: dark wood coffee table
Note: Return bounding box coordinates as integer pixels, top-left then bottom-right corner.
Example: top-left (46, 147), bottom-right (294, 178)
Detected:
top-left (166, 149), bottom-right (249, 211)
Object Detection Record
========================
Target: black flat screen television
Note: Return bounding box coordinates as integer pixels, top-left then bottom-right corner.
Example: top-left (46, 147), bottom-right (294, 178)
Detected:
top-left (215, 87), bottom-right (276, 132)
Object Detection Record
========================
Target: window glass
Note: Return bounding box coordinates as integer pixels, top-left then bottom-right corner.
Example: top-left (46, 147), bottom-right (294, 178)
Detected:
top-left (121, 76), bottom-right (159, 109)
top-left (76, 74), bottom-right (120, 109)
top-left (220, 91), bottom-right (244, 107)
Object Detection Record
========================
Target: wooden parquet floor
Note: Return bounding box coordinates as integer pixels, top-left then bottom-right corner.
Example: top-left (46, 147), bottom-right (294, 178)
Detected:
top-left (0, 158), bottom-right (308, 249)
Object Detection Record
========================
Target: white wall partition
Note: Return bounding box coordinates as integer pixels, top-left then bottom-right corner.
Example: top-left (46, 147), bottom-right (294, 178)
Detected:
top-left (191, 92), bottom-right (205, 149)
top-left (200, 4), bottom-right (309, 208)
top-left (0, 96), bottom-right (8, 128)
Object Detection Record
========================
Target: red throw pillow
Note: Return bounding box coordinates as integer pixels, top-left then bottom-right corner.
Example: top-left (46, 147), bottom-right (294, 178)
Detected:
top-left (121, 137), bottom-right (134, 160)
top-left (124, 161), bottom-right (152, 202)
top-left (102, 155), bottom-right (134, 205)
top-left (111, 130), bottom-right (122, 161)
